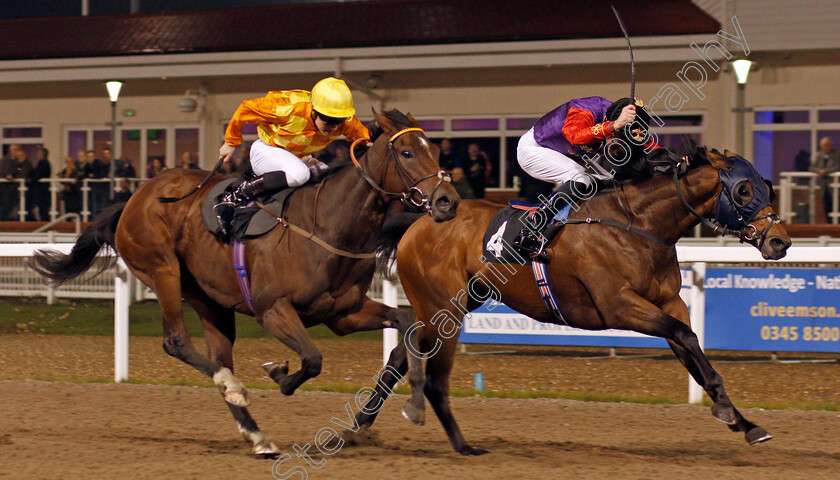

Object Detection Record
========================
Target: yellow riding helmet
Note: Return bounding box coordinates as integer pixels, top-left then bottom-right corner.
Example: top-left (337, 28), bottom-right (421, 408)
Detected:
top-left (310, 77), bottom-right (355, 118)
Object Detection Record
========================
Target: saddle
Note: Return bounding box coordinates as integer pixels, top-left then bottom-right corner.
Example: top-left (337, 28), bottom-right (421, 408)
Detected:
top-left (482, 200), bottom-right (571, 265)
top-left (201, 178), bottom-right (296, 241)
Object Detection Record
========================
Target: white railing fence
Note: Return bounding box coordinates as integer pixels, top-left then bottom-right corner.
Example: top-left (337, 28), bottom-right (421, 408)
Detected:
top-left (2, 171), bottom-right (840, 224)
top-left (0, 177), bottom-right (148, 223)
top-left (777, 172), bottom-right (840, 224)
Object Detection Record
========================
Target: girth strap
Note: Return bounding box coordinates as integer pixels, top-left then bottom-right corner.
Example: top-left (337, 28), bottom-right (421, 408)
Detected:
top-left (531, 259), bottom-right (568, 325)
top-left (233, 239), bottom-right (255, 314)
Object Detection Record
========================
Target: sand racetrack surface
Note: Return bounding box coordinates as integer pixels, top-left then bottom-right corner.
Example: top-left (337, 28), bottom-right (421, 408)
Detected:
top-left (2, 379), bottom-right (840, 480)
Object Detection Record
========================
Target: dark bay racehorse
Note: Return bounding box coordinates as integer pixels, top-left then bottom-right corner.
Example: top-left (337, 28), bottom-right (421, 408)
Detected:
top-left (30, 110), bottom-right (458, 456)
top-left (357, 146), bottom-right (791, 455)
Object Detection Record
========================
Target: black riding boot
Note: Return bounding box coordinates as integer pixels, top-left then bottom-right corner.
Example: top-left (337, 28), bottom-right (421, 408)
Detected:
top-left (215, 171), bottom-right (289, 241)
top-left (512, 181), bottom-right (588, 263)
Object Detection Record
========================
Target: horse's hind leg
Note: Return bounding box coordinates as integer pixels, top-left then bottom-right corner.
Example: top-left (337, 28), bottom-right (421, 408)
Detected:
top-left (258, 298), bottom-right (323, 395)
top-left (120, 238), bottom-right (250, 408)
top-left (184, 288), bottom-right (280, 457)
top-left (661, 298), bottom-right (771, 444)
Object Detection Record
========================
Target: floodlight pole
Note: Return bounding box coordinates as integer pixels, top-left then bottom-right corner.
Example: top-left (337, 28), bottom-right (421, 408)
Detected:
top-left (736, 83), bottom-right (745, 155)
top-left (109, 100), bottom-right (118, 199)
top-left (105, 81), bottom-right (123, 200)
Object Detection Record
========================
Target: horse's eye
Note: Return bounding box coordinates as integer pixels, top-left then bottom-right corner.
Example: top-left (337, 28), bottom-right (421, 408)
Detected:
top-left (732, 182), bottom-right (752, 206)
top-left (401, 150), bottom-right (413, 159)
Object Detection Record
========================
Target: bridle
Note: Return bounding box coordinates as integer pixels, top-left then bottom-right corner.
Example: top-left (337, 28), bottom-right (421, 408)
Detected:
top-left (350, 127), bottom-right (451, 214)
top-left (674, 162), bottom-right (780, 249)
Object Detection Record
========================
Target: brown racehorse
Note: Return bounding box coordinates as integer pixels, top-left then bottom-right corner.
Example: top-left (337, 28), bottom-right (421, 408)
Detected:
top-left (355, 146), bottom-right (792, 455)
top-left (30, 110), bottom-right (458, 456)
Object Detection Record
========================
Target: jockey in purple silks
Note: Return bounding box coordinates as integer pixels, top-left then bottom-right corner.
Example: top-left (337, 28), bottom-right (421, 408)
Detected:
top-left (514, 96), bottom-right (664, 261)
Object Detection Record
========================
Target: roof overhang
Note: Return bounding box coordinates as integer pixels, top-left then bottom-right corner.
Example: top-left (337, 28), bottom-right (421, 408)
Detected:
top-left (0, 34), bottom-right (730, 84)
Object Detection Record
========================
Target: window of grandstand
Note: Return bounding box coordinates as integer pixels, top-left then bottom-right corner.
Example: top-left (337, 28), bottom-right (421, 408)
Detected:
top-left (1, 125), bottom-right (44, 161)
top-left (67, 124), bottom-right (201, 178)
top-left (753, 107), bottom-right (840, 182)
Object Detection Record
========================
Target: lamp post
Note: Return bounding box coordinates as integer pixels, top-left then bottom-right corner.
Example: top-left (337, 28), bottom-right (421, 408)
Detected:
top-left (732, 59), bottom-right (752, 155)
top-left (105, 80), bottom-right (123, 200)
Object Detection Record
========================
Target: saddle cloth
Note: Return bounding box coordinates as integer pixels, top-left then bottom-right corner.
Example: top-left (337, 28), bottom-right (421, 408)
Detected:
top-left (482, 200), bottom-right (571, 264)
top-left (201, 178), bottom-right (296, 240)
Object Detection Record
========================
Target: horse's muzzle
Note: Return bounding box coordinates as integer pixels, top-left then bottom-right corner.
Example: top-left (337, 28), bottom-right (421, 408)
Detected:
top-left (761, 235), bottom-right (791, 260)
top-left (432, 194), bottom-right (458, 222)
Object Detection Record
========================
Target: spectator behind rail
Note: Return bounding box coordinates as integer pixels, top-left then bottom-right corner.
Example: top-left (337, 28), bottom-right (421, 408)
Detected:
top-left (1, 145), bottom-right (32, 220)
top-left (811, 137), bottom-right (840, 222)
top-left (59, 155), bottom-right (82, 215)
top-left (26, 146), bottom-right (52, 221)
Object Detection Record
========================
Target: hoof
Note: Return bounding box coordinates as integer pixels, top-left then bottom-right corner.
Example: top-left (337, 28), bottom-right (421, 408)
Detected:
top-left (253, 439), bottom-right (282, 458)
top-left (279, 382), bottom-right (298, 396)
top-left (401, 401), bottom-right (425, 426)
top-left (225, 388), bottom-right (250, 408)
top-left (745, 427), bottom-right (773, 445)
top-left (457, 445), bottom-right (489, 456)
top-left (341, 426), bottom-right (383, 447)
top-left (711, 403), bottom-right (737, 425)
top-left (262, 360), bottom-right (289, 378)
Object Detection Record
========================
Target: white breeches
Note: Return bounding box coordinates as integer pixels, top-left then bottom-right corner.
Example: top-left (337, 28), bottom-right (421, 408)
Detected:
top-left (517, 128), bottom-right (597, 186)
top-left (248, 139), bottom-right (311, 187)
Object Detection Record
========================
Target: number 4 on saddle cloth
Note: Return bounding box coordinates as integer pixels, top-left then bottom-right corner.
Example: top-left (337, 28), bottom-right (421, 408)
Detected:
top-left (482, 200), bottom-right (572, 324)
top-left (483, 200), bottom-right (572, 265)
top-left (201, 178), bottom-right (296, 244)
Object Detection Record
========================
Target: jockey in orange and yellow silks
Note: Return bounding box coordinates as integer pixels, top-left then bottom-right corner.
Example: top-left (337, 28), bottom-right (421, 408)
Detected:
top-left (215, 77), bottom-right (371, 238)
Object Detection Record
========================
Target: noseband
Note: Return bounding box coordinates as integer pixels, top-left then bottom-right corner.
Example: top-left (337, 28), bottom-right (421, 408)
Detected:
top-left (350, 128), bottom-right (451, 214)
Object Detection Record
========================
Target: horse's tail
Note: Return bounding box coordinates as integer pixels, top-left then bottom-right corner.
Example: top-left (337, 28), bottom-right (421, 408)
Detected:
top-left (29, 202), bottom-right (126, 287)
top-left (375, 212), bottom-right (425, 278)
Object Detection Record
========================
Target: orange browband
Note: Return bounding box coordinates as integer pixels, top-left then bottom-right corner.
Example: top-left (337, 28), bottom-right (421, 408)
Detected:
top-left (389, 127), bottom-right (424, 142)
top-left (350, 127), bottom-right (426, 169)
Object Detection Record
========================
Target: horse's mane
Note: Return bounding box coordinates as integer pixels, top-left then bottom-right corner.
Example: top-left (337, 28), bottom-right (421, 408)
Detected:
top-left (318, 109), bottom-right (417, 181)
top-left (367, 109), bottom-right (417, 142)
top-left (681, 138), bottom-right (717, 170)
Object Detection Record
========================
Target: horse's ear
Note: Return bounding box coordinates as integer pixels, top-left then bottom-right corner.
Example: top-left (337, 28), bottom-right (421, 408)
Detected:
top-left (707, 149), bottom-right (734, 170)
top-left (406, 113), bottom-right (419, 127)
top-left (764, 179), bottom-right (777, 203)
top-left (372, 108), bottom-right (396, 133)
top-left (724, 149), bottom-right (745, 160)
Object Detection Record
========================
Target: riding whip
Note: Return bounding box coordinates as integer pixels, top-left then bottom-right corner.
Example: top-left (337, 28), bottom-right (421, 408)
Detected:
top-left (157, 156), bottom-right (224, 203)
top-left (611, 5), bottom-right (635, 102)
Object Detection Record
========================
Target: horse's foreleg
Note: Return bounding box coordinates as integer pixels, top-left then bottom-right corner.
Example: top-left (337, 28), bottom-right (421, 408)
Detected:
top-left (661, 297), bottom-right (772, 444)
top-left (326, 298), bottom-right (424, 426)
top-left (258, 298), bottom-right (323, 395)
top-left (185, 290), bottom-right (280, 457)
